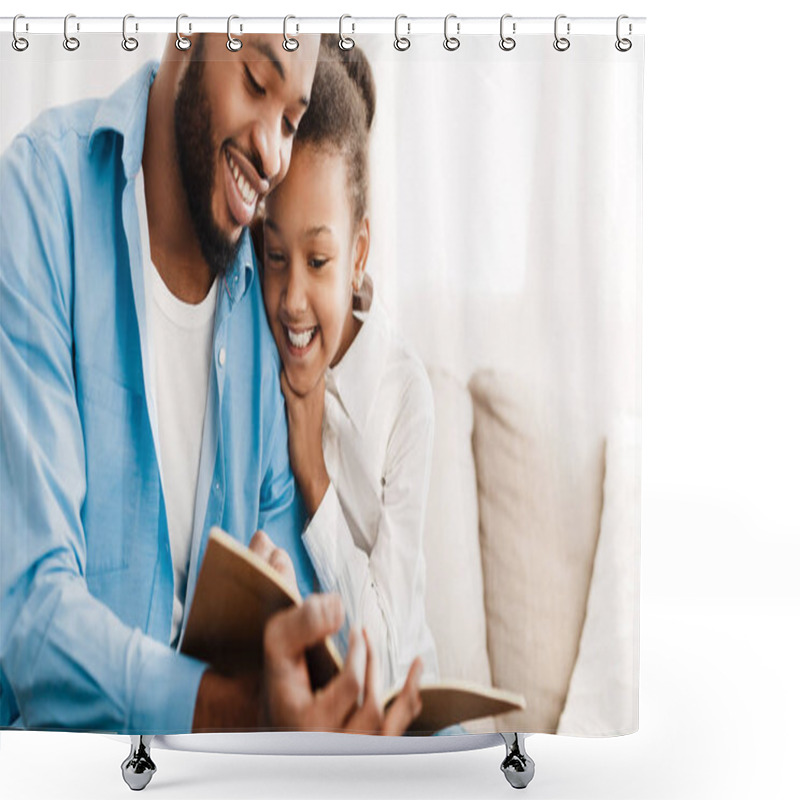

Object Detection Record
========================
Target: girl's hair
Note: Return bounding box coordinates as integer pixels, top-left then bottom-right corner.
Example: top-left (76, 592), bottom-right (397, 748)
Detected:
top-left (294, 34), bottom-right (376, 229)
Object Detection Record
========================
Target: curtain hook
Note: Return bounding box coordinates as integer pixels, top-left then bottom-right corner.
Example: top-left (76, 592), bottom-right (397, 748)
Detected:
top-left (227, 15), bottom-right (242, 51)
top-left (339, 14), bottom-right (355, 50)
top-left (615, 14), bottom-right (632, 52)
top-left (12, 14), bottom-right (29, 52)
top-left (122, 14), bottom-right (139, 52)
top-left (443, 14), bottom-right (460, 51)
top-left (283, 15), bottom-right (299, 51)
top-left (553, 14), bottom-right (571, 52)
top-left (63, 13), bottom-right (80, 52)
top-left (394, 14), bottom-right (411, 51)
top-left (500, 14), bottom-right (516, 51)
top-left (175, 14), bottom-right (191, 50)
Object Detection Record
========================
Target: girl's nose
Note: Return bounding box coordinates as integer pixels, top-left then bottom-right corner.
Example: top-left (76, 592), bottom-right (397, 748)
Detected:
top-left (284, 265), bottom-right (309, 316)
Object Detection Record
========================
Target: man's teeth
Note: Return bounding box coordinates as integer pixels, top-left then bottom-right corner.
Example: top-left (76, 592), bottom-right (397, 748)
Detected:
top-left (287, 327), bottom-right (315, 348)
top-left (227, 151), bottom-right (257, 206)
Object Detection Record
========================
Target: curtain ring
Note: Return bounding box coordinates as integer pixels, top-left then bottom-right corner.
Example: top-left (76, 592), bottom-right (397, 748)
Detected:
top-left (63, 14), bottom-right (80, 52)
top-left (283, 15), bottom-right (299, 51)
top-left (443, 14), bottom-right (460, 51)
top-left (12, 14), bottom-right (29, 52)
top-left (227, 15), bottom-right (242, 51)
top-left (394, 14), bottom-right (411, 51)
top-left (122, 14), bottom-right (139, 52)
top-left (339, 15), bottom-right (355, 50)
top-left (553, 14), bottom-right (570, 52)
top-left (499, 14), bottom-right (516, 51)
top-left (615, 14), bottom-right (632, 52)
top-left (175, 14), bottom-right (191, 50)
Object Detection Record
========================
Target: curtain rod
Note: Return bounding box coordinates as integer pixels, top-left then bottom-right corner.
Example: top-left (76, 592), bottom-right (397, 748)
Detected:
top-left (1, 16), bottom-right (646, 37)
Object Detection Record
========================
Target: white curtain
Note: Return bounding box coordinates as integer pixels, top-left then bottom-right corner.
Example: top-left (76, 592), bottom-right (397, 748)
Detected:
top-left (362, 34), bottom-right (642, 436)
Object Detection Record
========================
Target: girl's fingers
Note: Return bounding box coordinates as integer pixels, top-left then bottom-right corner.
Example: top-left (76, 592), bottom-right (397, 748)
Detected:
top-left (383, 657), bottom-right (423, 736)
top-left (361, 628), bottom-right (377, 708)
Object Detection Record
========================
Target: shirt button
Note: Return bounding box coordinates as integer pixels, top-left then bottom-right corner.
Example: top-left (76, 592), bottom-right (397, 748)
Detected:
top-left (218, 347), bottom-right (226, 367)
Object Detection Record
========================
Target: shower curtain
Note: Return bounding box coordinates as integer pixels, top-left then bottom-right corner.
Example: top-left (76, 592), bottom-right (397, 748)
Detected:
top-left (0, 18), bottom-right (643, 739)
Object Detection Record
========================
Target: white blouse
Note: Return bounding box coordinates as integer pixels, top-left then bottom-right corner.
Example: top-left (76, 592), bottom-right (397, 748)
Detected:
top-left (301, 276), bottom-right (440, 696)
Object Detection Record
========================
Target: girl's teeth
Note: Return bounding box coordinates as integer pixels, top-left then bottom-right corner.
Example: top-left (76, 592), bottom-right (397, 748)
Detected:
top-left (287, 328), bottom-right (315, 348)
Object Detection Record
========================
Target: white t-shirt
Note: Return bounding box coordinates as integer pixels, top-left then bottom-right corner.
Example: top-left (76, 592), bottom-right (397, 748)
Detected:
top-left (136, 170), bottom-right (218, 647)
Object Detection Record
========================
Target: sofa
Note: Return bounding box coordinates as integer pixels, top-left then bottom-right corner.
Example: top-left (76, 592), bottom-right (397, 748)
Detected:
top-left (421, 367), bottom-right (639, 736)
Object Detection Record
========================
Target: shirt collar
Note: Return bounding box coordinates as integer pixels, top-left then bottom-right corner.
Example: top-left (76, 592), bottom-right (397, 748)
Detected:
top-left (89, 59), bottom-right (159, 181)
top-left (326, 274), bottom-right (388, 434)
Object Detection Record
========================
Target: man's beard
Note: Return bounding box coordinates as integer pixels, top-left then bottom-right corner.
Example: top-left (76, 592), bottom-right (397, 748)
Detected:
top-left (173, 47), bottom-right (243, 278)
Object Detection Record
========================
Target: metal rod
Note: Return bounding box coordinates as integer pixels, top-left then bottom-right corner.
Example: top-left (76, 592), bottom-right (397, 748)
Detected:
top-left (0, 16), bottom-right (646, 36)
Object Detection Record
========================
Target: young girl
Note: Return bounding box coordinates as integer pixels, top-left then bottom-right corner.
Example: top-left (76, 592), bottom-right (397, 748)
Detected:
top-left (257, 37), bottom-right (440, 701)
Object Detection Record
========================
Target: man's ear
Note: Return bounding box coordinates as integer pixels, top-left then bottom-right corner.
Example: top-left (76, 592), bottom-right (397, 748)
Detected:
top-left (352, 216), bottom-right (370, 290)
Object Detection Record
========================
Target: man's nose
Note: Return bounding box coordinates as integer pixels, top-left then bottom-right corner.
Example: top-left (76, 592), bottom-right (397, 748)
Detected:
top-left (251, 116), bottom-right (283, 189)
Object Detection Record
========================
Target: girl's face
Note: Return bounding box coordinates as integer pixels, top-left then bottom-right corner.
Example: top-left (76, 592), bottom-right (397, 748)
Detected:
top-left (261, 144), bottom-right (368, 397)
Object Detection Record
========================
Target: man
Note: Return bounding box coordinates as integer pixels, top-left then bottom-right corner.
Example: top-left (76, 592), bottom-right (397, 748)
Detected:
top-left (0, 32), bottom-right (421, 735)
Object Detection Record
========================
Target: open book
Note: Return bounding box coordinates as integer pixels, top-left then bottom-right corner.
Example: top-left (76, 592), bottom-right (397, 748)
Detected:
top-left (181, 527), bottom-right (525, 734)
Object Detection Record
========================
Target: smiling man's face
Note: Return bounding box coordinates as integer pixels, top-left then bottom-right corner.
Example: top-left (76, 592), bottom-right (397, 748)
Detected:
top-left (173, 33), bottom-right (320, 277)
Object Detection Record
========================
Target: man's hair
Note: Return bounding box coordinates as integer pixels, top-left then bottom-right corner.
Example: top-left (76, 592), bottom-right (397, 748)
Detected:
top-left (294, 34), bottom-right (376, 229)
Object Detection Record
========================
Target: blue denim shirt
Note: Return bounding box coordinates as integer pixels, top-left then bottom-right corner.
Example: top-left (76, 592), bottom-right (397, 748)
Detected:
top-left (0, 60), bottom-right (317, 734)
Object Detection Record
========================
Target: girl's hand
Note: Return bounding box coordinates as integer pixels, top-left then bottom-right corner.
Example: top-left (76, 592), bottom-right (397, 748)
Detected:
top-left (343, 629), bottom-right (423, 736)
top-left (280, 369), bottom-right (330, 515)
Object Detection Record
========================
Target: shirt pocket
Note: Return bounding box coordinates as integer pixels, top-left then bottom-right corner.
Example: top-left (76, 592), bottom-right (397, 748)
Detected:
top-left (77, 367), bottom-right (152, 576)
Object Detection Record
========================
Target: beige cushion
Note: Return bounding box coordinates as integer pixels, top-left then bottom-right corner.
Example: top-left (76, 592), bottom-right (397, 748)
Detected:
top-left (469, 369), bottom-right (604, 733)
top-left (558, 415), bottom-right (640, 735)
top-left (422, 367), bottom-right (495, 733)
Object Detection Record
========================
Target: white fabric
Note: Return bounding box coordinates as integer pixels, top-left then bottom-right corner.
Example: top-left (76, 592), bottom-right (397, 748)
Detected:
top-left (136, 169), bottom-right (218, 648)
top-left (558, 415), bottom-right (641, 736)
top-left (301, 278), bottom-right (440, 697)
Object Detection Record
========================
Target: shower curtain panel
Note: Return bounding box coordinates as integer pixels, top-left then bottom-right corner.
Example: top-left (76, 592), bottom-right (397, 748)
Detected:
top-left (0, 14), bottom-right (643, 787)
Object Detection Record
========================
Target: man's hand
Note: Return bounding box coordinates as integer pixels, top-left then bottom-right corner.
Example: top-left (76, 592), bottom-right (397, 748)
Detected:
top-left (261, 594), bottom-right (361, 730)
top-left (261, 594), bottom-right (423, 734)
top-left (249, 529), bottom-right (299, 597)
top-left (280, 369), bottom-right (329, 515)
top-left (192, 669), bottom-right (262, 732)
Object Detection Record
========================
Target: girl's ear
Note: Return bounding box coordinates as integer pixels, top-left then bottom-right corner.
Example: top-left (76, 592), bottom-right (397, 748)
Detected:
top-left (352, 216), bottom-right (370, 291)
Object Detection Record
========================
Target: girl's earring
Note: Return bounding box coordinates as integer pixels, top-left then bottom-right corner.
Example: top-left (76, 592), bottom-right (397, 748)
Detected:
top-left (354, 274), bottom-right (363, 291)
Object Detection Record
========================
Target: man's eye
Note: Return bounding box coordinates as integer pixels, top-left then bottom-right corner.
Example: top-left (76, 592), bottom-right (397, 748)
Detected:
top-left (245, 66), bottom-right (266, 96)
top-left (284, 116), bottom-right (297, 137)
top-left (309, 257), bottom-right (328, 269)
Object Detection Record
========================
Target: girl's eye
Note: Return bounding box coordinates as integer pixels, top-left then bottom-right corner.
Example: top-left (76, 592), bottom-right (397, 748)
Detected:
top-left (309, 257), bottom-right (328, 269)
top-left (284, 117), bottom-right (297, 137)
top-left (245, 66), bottom-right (266, 96)
top-left (266, 251), bottom-right (286, 268)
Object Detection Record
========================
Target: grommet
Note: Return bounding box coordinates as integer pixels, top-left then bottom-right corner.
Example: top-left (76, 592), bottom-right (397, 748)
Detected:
top-left (443, 14), bottom-right (460, 52)
top-left (63, 14), bottom-right (80, 52)
top-left (394, 14), bottom-right (411, 51)
top-left (283, 15), bottom-right (299, 52)
top-left (227, 14), bottom-right (242, 51)
top-left (553, 14), bottom-right (570, 52)
top-left (122, 14), bottom-right (139, 52)
top-left (615, 14), bottom-right (633, 52)
top-left (175, 14), bottom-right (191, 51)
top-left (499, 14), bottom-right (516, 51)
top-left (12, 14), bottom-right (29, 52)
top-left (339, 14), bottom-right (355, 51)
